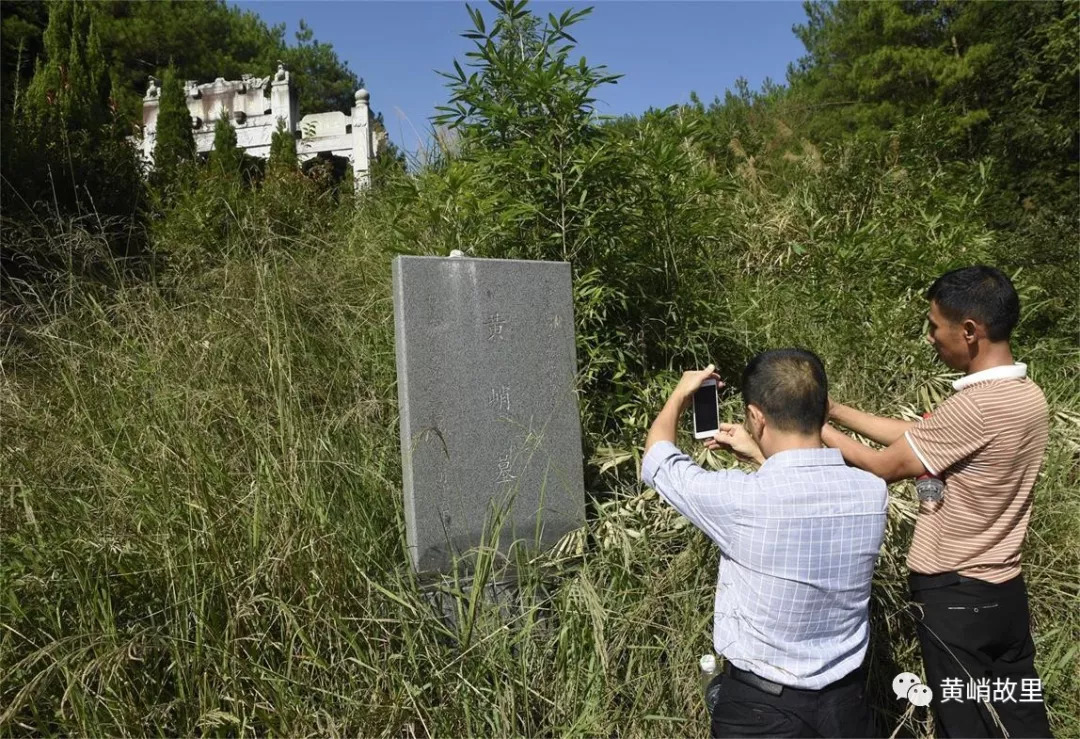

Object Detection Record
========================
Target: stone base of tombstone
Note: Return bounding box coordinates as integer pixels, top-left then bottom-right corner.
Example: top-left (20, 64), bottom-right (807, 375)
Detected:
top-left (392, 255), bottom-right (587, 579)
top-left (419, 575), bottom-right (524, 635)
top-left (415, 557), bottom-right (573, 642)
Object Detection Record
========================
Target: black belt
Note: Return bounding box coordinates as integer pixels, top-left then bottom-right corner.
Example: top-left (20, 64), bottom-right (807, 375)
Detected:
top-left (722, 660), bottom-right (865, 697)
top-left (723, 661), bottom-right (784, 696)
top-left (909, 571), bottom-right (984, 592)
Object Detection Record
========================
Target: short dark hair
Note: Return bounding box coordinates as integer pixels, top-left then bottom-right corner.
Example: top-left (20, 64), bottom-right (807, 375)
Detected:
top-left (741, 348), bottom-right (828, 435)
top-left (926, 266), bottom-right (1019, 342)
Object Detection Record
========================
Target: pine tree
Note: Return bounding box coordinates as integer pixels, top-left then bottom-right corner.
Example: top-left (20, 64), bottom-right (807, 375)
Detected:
top-left (152, 65), bottom-right (195, 190)
top-left (267, 116), bottom-right (298, 173)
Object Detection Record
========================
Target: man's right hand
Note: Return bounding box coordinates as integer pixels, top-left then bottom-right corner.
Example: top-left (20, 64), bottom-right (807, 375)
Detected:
top-left (706, 422), bottom-right (765, 465)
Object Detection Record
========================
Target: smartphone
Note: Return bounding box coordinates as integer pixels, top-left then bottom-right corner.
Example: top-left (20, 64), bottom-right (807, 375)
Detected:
top-left (693, 378), bottom-right (719, 440)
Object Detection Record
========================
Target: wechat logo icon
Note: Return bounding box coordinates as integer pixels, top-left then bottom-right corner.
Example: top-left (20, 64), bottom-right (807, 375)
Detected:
top-left (893, 672), bottom-right (934, 707)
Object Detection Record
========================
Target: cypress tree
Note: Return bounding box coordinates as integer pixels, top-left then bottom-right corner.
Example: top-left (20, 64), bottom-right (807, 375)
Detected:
top-left (3, 0), bottom-right (143, 286)
top-left (84, 17), bottom-right (111, 121)
top-left (208, 111), bottom-right (242, 176)
top-left (22, 0), bottom-right (107, 131)
top-left (268, 116), bottom-right (298, 173)
top-left (23, 0), bottom-right (72, 119)
top-left (14, 0), bottom-right (134, 202)
top-left (152, 65), bottom-right (195, 190)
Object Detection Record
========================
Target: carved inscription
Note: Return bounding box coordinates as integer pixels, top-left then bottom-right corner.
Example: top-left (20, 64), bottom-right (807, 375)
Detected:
top-left (485, 312), bottom-right (508, 341)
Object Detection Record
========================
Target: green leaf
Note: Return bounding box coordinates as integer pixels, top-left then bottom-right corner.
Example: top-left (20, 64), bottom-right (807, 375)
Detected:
top-left (467, 3), bottom-right (486, 34)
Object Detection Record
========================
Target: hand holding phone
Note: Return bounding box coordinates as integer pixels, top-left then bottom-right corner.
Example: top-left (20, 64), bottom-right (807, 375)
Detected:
top-left (693, 378), bottom-right (720, 440)
top-left (705, 422), bottom-right (765, 464)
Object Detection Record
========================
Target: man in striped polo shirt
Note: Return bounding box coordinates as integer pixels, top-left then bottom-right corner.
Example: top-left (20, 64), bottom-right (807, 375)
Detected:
top-left (823, 266), bottom-right (1052, 738)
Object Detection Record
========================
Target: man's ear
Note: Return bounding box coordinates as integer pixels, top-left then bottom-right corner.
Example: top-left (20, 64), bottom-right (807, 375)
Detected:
top-left (962, 318), bottom-right (981, 344)
top-left (747, 404), bottom-right (765, 435)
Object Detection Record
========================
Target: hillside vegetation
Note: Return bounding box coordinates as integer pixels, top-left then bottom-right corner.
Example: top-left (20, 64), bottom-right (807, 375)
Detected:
top-left (2, 1), bottom-right (1077, 735)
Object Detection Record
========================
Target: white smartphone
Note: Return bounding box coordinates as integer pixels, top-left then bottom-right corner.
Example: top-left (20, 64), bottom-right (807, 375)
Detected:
top-left (693, 378), bottom-right (720, 440)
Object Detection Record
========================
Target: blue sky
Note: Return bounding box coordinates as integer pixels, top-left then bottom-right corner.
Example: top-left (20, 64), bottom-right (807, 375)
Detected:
top-left (233, 1), bottom-right (810, 159)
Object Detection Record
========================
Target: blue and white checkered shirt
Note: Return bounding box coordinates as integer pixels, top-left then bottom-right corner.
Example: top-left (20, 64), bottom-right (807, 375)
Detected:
top-left (641, 441), bottom-right (887, 689)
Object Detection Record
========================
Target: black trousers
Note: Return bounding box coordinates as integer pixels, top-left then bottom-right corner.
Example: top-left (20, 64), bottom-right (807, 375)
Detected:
top-left (910, 572), bottom-right (1053, 738)
top-left (706, 662), bottom-right (878, 738)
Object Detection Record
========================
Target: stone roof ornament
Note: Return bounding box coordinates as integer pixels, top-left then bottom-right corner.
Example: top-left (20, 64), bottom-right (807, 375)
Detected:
top-left (275, 61), bottom-right (289, 82)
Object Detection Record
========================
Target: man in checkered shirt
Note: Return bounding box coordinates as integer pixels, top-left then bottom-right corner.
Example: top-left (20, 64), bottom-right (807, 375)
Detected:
top-left (641, 349), bottom-right (887, 738)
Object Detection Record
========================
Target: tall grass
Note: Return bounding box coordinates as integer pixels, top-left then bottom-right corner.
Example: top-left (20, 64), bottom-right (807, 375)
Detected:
top-left (0, 234), bottom-right (718, 735)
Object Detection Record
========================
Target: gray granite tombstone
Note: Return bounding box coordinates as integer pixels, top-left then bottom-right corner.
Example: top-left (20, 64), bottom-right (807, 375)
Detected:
top-left (392, 255), bottom-right (586, 574)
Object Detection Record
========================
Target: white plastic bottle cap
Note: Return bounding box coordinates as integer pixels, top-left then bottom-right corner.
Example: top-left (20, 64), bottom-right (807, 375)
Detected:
top-left (699, 654), bottom-right (717, 672)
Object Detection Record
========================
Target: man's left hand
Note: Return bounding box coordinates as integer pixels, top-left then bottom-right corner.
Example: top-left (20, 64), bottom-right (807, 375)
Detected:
top-left (645, 363), bottom-right (725, 456)
top-left (670, 364), bottom-right (723, 410)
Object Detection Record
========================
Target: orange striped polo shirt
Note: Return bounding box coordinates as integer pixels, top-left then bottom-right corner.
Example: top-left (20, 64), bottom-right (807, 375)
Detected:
top-left (904, 363), bottom-right (1048, 584)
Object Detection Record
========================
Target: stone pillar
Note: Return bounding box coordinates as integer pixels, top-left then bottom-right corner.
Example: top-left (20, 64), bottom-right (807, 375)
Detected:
top-left (269, 62), bottom-right (297, 133)
top-left (141, 76), bottom-right (160, 164)
top-left (352, 88), bottom-right (372, 190)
